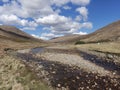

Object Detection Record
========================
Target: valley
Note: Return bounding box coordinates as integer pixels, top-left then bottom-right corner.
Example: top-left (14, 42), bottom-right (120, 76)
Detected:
top-left (0, 21), bottom-right (120, 90)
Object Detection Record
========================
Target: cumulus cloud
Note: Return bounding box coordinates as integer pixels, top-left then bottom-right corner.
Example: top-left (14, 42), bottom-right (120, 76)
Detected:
top-left (40, 33), bottom-right (63, 40)
top-left (82, 22), bottom-right (93, 29)
top-left (0, 14), bottom-right (37, 27)
top-left (73, 31), bottom-right (87, 35)
top-left (51, 0), bottom-right (69, 6)
top-left (76, 7), bottom-right (88, 21)
top-left (71, 0), bottom-right (90, 6)
top-left (0, 0), bottom-right (92, 39)
top-left (31, 34), bottom-right (41, 39)
top-left (75, 15), bottom-right (82, 21)
top-left (36, 14), bottom-right (69, 26)
top-left (2, 0), bottom-right (9, 3)
top-left (36, 14), bottom-right (83, 34)
top-left (63, 6), bottom-right (72, 10)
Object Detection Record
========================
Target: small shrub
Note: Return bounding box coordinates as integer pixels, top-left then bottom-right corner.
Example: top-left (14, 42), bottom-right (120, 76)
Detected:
top-left (4, 48), bottom-right (14, 52)
top-left (75, 41), bottom-right (86, 45)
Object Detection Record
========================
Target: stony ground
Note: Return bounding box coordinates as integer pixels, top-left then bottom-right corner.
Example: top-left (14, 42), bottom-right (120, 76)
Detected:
top-left (0, 55), bottom-right (52, 90)
top-left (17, 46), bottom-right (120, 90)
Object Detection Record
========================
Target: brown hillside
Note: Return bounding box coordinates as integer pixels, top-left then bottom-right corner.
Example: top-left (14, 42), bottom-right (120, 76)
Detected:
top-left (81, 20), bottom-right (120, 42)
top-left (49, 34), bottom-right (86, 43)
top-left (49, 20), bottom-right (120, 43)
top-left (0, 25), bottom-right (43, 42)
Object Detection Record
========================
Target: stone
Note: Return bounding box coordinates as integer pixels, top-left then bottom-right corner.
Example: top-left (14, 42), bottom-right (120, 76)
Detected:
top-left (57, 84), bottom-right (61, 87)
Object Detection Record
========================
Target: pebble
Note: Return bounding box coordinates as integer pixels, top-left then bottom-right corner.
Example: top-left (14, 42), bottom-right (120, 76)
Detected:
top-left (57, 84), bottom-right (61, 87)
top-left (52, 71), bottom-right (56, 74)
top-left (76, 76), bottom-right (80, 79)
top-left (113, 72), bottom-right (116, 75)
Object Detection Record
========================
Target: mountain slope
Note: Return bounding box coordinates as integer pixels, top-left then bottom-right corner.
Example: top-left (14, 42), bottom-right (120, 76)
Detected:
top-left (49, 20), bottom-right (120, 44)
top-left (81, 20), bottom-right (120, 42)
top-left (0, 25), bottom-right (43, 42)
top-left (49, 34), bottom-right (86, 43)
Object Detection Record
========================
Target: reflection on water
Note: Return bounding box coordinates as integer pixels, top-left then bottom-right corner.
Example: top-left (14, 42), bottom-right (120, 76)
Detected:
top-left (31, 47), bottom-right (45, 54)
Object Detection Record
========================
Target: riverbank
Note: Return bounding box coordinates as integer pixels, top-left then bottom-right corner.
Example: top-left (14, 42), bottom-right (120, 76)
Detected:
top-left (16, 47), bottom-right (120, 90)
top-left (0, 55), bottom-right (52, 90)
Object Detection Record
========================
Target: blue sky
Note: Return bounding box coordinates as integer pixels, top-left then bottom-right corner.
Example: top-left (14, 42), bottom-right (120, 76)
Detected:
top-left (0, 0), bottom-right (120, 39)
top-left (88, 0), bottom-right (120, 33)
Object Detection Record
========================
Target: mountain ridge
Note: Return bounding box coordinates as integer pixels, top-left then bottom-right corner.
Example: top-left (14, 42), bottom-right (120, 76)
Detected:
top-left (0, 25), bottom-right (43, 42)
top-left (49, 20), bottom-right (120, 43)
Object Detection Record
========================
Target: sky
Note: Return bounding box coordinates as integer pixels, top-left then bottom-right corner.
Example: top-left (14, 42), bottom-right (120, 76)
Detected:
top-left (0, 0), bottom-right (120, 40)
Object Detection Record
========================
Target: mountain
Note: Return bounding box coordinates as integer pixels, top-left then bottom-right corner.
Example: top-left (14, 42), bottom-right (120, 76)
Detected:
top-left (49, 34), bottom-right (86, 43)
top-left (80, 20), bottom-right (120, 43)
top-left (50, 20), bottom-right (120, 44)
top-left (0, 25), bottom-right (43, 42)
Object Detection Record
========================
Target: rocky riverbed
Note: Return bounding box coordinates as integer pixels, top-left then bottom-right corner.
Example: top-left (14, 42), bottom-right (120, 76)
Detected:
top-left (16, 47), bottom-right (120, 90)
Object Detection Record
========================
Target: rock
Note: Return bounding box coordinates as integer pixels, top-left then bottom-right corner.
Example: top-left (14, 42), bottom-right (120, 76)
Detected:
top-left (52, 71), bottom-right (56, 74)
top-left (76, 76), bottom-right (80, 79)
top-left (57, 84), bottom-right (61, 87)
top-left (113, 72), bottom-right (116, 75)
top-left (107, 54), bottom-right (113, 59)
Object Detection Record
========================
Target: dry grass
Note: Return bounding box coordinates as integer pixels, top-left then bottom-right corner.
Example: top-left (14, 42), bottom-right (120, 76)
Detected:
top-left (75, 42), bottom-right (120, 54)
top-left (0, 39), bottom-right (46, 49)
top-left (0, 56), bottom-right (51, 90)
top-left (0, 39), bottom-right (51, 90)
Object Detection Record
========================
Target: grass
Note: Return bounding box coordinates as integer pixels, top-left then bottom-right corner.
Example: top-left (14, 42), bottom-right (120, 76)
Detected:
top-left (75, 42), bottom-right (120, 54)
top-left (0, 56), bottom-right (52, 90)
top-left (0, 38), bottom-right (51, 90)
top-left (75, 41), bottom-right (86, 45)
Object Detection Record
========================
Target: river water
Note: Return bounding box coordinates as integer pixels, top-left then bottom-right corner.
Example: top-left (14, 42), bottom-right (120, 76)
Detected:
top-left (17, 47), bottom-right (120, 90)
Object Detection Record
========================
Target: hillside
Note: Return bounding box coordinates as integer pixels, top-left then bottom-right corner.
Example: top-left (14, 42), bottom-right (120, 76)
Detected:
top-left (80, 20), bottom-right (120, 43)
top-left (50, 20), bottom-right (120, 44)
top-left (0, 25), bottom-right (46, 57)
top-left (0, 25), bottom-right (43, 42)
top-left (49, 34), bottom-right (86, 44)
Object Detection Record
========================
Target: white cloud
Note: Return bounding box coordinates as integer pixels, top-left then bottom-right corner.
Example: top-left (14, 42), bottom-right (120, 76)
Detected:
top-left (31, 34), bottom-right (41, 39)
top-left (76, 7), bottom-right (88, 21)
top-left (55, 9), bottom-right (61, 14)
top-left (75, 15), bottom-right (82, 21)
top-left (2, 0), bottom-right (9, 2)
top-left (73, 31), bottom-right (87, 35)
top-left (51, 0), bottom-right (70, 6)
top-left (36, 14), bottom-right (92, 38)
top-left (22, 27), bottom-right (36, 31)
top-left (0, 0), bottom-right (92, 39)
top-left (40, 33), bottom-right (63, 40)
top-left (36, 14), bottom-right (69, 25)
top-left (82, 22), bottom-right (93, 29)
top-left (51, 0), bottom-right (90, 6)
top-left (63, 6), bottom-right (72, 10)
top-left (71, 0), bottom-right (90, 6)
top-left (36, 14), bottom-right (82, 34)
top-left (0, 14), bottom-right (37, 29)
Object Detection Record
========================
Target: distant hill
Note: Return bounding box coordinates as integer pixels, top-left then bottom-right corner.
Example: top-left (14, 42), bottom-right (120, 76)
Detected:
top-left (0, 25), bottom-right (43, 42)
top-left (49, 34), bottom-right (86, 44)
top-left (49, 20), bottom-right (120, 44)
top-left (80, 20), bottom-right (120, 43)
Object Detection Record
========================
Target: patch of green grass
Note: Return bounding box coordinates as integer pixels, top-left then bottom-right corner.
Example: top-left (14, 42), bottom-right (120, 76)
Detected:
top-left (75, 41), bottom-right (86, 45)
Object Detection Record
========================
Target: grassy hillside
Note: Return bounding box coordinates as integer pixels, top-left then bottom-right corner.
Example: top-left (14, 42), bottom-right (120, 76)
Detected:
top-left (50, 20), bottom-right (120, 44)
top-left (0, 25), bottom-right (51, 90)
top-left (0, 25), bottom-right (47, 57)
top-left (49, 34), bottom-right (86, 44)
top-left (80, 20), bottom-right (120, 43)
top-left (0, 25), bottom-right (43, 42)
